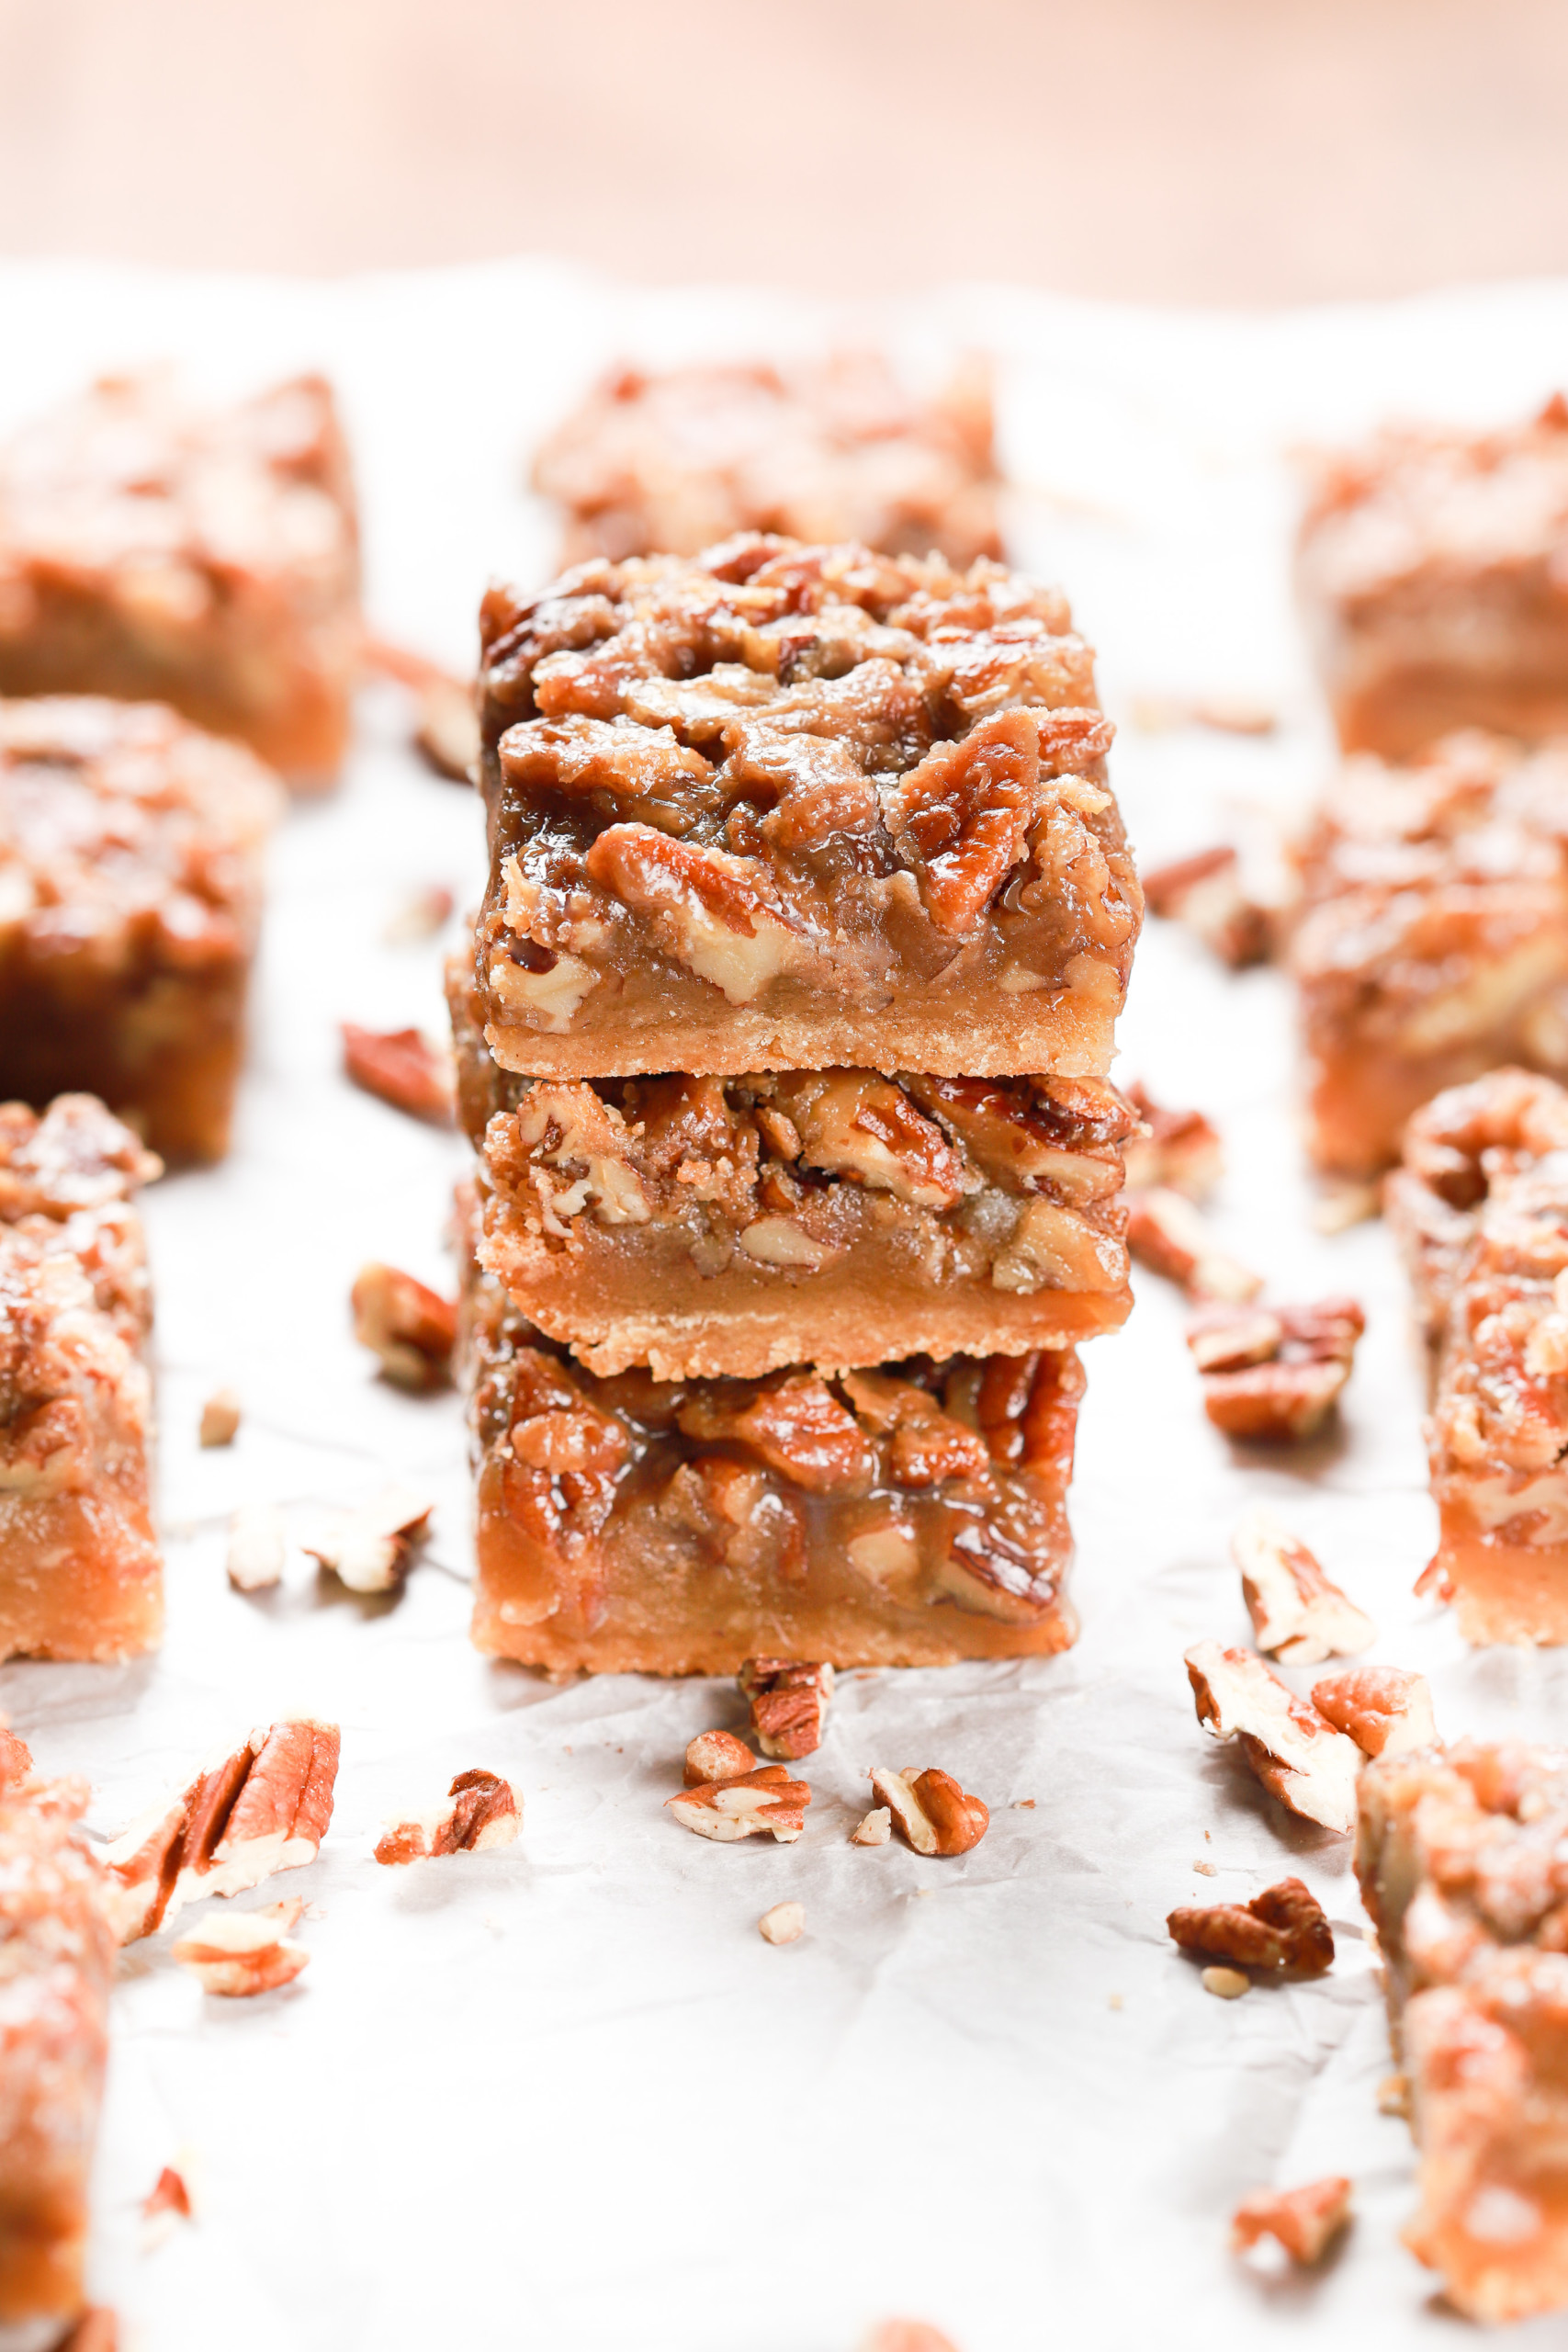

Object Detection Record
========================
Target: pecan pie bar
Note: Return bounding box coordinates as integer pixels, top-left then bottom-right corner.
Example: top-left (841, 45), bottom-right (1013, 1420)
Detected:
top-left (0, 697), bottom-right (282, 1163)
top-left (458, 1189), bottom-right (1082, 1673)
top-left (0, 1736), bottom-right (115, 2341)
top-left (1297, 393), bottom-right (1568, 761)
top-left (532, 352), bottom-right (1002, 571)
top-left (475, 537), bottom-right (1138, 1080)
top-left (1357, 1738), bottom-right (1568, 2321)
top-left (451, 962), bottom-right (1132, 1376)
top-left (0, 1094), bottom-right (162, 1662)
top-left (1294, 730), bottom-right (1568, 1175)
top-left (1387, 1068), bottom-right (1568, 1643)
top-left (0, 373), bottom-right (361, 785)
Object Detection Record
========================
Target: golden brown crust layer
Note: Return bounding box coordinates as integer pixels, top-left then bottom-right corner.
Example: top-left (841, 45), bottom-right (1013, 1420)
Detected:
top-left (0, 374), bottom-right (361, 783)
top-left (457, 1187), bottom-right (1081, 1673)
top-left (0, 1094), bottom-right (162, 1662)
top-left (1297, 395), bottom-right (1568, 762)
top-left (476, 536), bottom-right (1138, 1080)
top-left (1293, 730), bottom-right (1568, 1174)
top-left (0, 695), bottom-right (282, 1163)
top-left (532, 354), bottom-right (1002, 571)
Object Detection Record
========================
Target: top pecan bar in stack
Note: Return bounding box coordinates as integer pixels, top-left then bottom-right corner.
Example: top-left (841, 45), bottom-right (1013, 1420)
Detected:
top-left (475, 536), bottom-right (1140, 1080)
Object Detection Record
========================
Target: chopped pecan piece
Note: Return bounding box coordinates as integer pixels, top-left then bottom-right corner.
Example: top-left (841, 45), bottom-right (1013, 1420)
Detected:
top-left (1142, 843), bottom-right (1275, 968)
top-left (858, 2325), bottom-right (962, 2352)
top-left (1311, 1665), bottom-right (1436, 1758)
top-left (738, 1657), bottom-right (835, 1759)
top-left (1168, 1876), bottom-right (1335, 1973)
top-left (666, 1765), bottom-right (810, 1844)
top-left (341, 1023), bottom-right (455, 1125)
top-left (1126, 1189), bottom-right (1261, 1301)
top-left (758, 1901), bottom-right (806, 1946)
top-left (683, 1729), bottom-right (758, 1785)
top-left (198, 1386), bottom-right (241, 1447)
top-left (1203, 1966), bottom-right (1250, 1998)
top-left (0, 1720), bottom-right (32, 1790)
top-left (382, 882), bottom-right (456, 944)
top-left (1189, 1297), bottom-right (1364, 1441)
top-left (870, 1766), bottom-right (989, 1857)
top-left (678, 1374), bottom-right (874, 1494)
top-left (102, 1716), bottom-right (339, 1942)
top-left (374, 1770), bottom-right (520, 1864)
top-left (225, 1502), bottom-right (286, 1593)
top-left (304, 1486), bottom-right (433, 1592)
top-left (171, 1896), bottom-right (309, 1997)
top-left (1232, 1510), bottom-right (1378, 1663)
top-left (1121, 1083), bottom-right (1223, 1199)
top-left (852, 1807), bottom-right (892, 1846)
top-left (1185, 1640), bottom-right (1361, 1835)
top-left (1232, 2177), bottom-right (1353, 2266)
top-left (363, 637), bottom-right (479, 784)
top-left (350, 1262), bottom-right (457, 1391)
top-left (583, 823), bottom-right (805, 1003)
top-left (141, 2165), bottom-right (191, 2222)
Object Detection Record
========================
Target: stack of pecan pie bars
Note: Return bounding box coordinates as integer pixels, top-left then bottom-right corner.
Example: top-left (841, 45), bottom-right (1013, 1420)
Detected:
top-left (450, 531), bottom-right (1142, 1673)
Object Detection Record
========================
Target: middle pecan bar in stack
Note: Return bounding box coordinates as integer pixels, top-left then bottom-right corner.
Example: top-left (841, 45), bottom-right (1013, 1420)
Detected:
top-left (456, 533), bottom-right (1142, 1670)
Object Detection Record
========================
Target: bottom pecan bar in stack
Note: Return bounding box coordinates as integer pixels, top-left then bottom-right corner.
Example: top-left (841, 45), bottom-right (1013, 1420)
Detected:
top-left (1358, 1739), bottom-right (1568, 2322)
top-left (458, 1188), bottom-right (1081, 1672)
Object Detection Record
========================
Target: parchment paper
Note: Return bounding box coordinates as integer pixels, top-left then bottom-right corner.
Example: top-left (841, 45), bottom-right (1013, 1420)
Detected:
top-left (5, 256), bottom-right (1568, 2352)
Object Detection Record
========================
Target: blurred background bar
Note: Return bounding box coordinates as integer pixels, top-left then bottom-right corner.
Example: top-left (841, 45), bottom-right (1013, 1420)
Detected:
top-left (2, 0), bottom-right (1566, 303)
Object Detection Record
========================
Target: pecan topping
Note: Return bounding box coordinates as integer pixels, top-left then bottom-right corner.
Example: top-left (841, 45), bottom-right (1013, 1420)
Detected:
top-left (304, 1485), bottom-right (434, 1592)
top-left (1311, 1665), bottom-right (1436, 1758)
top-left (198, 1386), bottom-right (241, 1447)
top-left (684, 1729), bottom-right (758, 1785)
top-left (102, 1717), bottom-right (340, 1942)
top-left (1185, 1641), bottom-right (1361, 1834)
top-left (351, 1261), bottom-right (457, 1391)
top-left (1232, 1510), bottom-right (1377, 1663)
top-left (1232, 2177), bottom-right (1353, 2266)
top-left (679, 1374), bottom-right (875, 1494)
top-left (1190, 1297), bottom-right (1364, 1442)
top-left (758, 1901), bottom-right (807, 1946)
top-left (171, 1896), bottom-right (309, 1997)
top-left (883, 709), bottom-right (1046, 933)
top-left (374, 1770), bottom-right (521, 1864)
top-left (870, 1766), bottom-right (989, 1857)
top-left (666, 1765), bottom-right (810, 1843)
top-left (1126, 1188), bottom-right (1261, 1301)
top-left (1143, 843), bottom-right (1275, 968)
top-left (1167, 1877), bottom-right (1335, 1973)
top-left (584, 823), bottom-right (805, 1002)
top-left (765, 1070), bottom-right (974, 1209)
top-left (225, 1501), bottom-right (286, 1592)
top-left (739, 1658), bottom-right (835, 1759)
top-left (341, 1023), bottom-right (455, 1124)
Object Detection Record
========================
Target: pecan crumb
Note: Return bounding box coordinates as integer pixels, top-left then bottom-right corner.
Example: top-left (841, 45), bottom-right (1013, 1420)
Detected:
top-left (1188, 1297), bottom-right (1364, 1441)
top-left (305, 1486), bottom-right (433, 1592)
top-left (198, 1386), bottom-right (241, 1447)
top-left (1193, 1860), bottom-right (1217, 1876)
top-left (341, 1023), bottom-right (454, 1124)
top-left (666, 1765), bottom-right (810, 1843)
top-left (684, 1729), bottom-right (757, 1785)
top-left (1127, 1188), bottom-right (1261, 1301)
top-left (758, 1901), bottom-right (806, 1946)
top-left (852, 1806), bottom-right (892, 1846)
top-left (1377, 2073), bottom-right (1409, 2118)
top-left (1233, 1509), bottom-right (1377, 1662)
top-left (171, 1896), bottom-right (309, 1996)
top-left (1168, 1876), bottom-right (1334, 1973)
top-left (141, 2165), bottom-right (191, 2222)
top-left (1201, 1965), bottom-right (1250, 1999)
top-left (374, 1769), bottom-right (520, 1864)
top-left (351, 1262), bottom-right (457, 1391)
top-left (226, 1502), bottom-right (286, 1593)
top-left (1232, 2177), bottom-right (1352, 2265)
top-left (870, 1766), bottom-right (988, 1857)
top-left (738, 1657), bottom-right (834, 1758)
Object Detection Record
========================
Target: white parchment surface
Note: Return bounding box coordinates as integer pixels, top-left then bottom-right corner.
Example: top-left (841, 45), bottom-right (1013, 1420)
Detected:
top-left (5, 258), bottom-right (1568, 2352)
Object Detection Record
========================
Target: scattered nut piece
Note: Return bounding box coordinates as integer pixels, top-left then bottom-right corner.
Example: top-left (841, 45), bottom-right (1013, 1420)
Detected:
top-left (171, 1897), bottom-right (309, 1997)
top-left (1127, 1188), bottom-right (1262, 1301)
top-left (1311, 1665), bottom-right (1436, 1759)
top-left (1232, 2176), bottom-right (1352, 2265)
top-left (1233, 1509), bottom-right (1377, 1663)
top-left (382, 882), bottom-right (456, 944)
top-left (1193, 1860), bottom-right (1218, 1876)
top-left (666, 1765), bottom-right (810, 1844)
top-left (225, 1502), bottom-right (286, 1593)
top-left (684, 1729), bottom-right (757, 1785)
top-left (362, 636), bottom-right (479, 784)
top-left (1133, 693), bottom-right (1278, 739)
top-left (1202, 1965), bottom-right (1250, 1999)
top-left (1142, 843), bottom-right (1276, 967)
top-left (141, 2165), bottom-right (191, 2222)
top-left (1168, 1876), bottom-right (1335, 1973)
top-left (1377, 2073), bottom-right (1410, 2119)
top-left (198, 1387), bottom-right (241, 1448)
top-left (305, 1485), bottom-right (434, 1593)
top-left (1188, 1296), bottom-right (1364, 1441)
top-left (852, 1806), bottom-right (892, 1847)
top-left (1185, 1640), bottom-right (1361, 1834)
top-left (857, 2325), bottom-right (962, 2352)
top-left (738, 1657), bottom-right (834, 1758)
top-left (0, 1720), bottom-right (32, 1790)
top-left (1312, 1180), bottom-right (1380, 1236)
top-left (102, 1716), bottom-right (340, 1942)
top-left (350, 1262), bottom-right (457, 1391)
top-left (1122, 1083), bottom-right (1224, 1200)
top-left (341, 1022), bottom-right (454, 1125)
top-left (374, 1769), bottom-right (520, 1863)
top-left (870, 1766), bottom-right (989, 1858)
top-left (758, 1901), bottom-right (806, 1946)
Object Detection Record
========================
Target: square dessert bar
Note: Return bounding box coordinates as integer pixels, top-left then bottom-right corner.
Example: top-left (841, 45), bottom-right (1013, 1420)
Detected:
top-left (1297, 393), bottom-right (1568, 760)
top-left (0, 1093), bottom-right (162, 1662)
top-left (1358, 1739), bottom-right (1568, 2322)
top-left (0, 1738), bottom-right (114, 2341)
top-left (475, 536), bottom-right (1139, 1079)
top-left (531, 351), bottom-right (1002, 571)
top-left (459, 1191), bottom-right (1083, 1672)
top-left (452, 961), bottom-right (1132, 1376)
top-left (1293, 731), bottom-right (1568, 1175)
top-left (1388, 1067), bottom-right (1568, 1644)
top-left (0, 696), bottom-right (282, 1163)
top-left (0, 372), bottom-right (361, 784)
